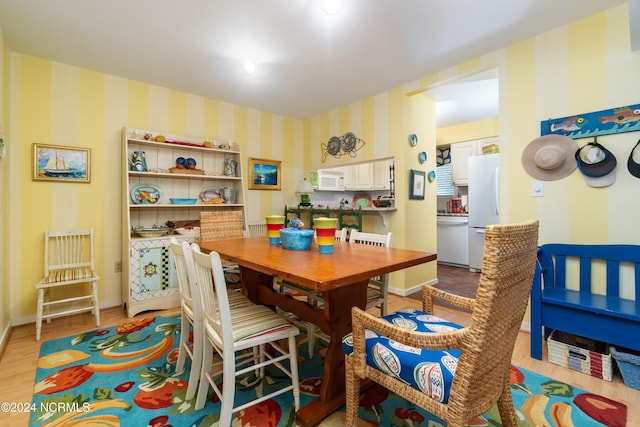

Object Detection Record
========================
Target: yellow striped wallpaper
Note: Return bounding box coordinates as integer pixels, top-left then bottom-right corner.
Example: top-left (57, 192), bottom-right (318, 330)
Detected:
top-left (3, 4), bottom-right (640, 326)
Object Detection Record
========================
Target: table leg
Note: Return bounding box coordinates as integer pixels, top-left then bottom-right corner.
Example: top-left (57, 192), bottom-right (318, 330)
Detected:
top-left (240, 267), bottom-right (368, 426)
top-left (295, 279), bottom-right (368, 427)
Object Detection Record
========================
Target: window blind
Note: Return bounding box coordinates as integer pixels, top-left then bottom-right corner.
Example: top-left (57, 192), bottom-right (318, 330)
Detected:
top-left (436, 164), bottom-right (454, 196)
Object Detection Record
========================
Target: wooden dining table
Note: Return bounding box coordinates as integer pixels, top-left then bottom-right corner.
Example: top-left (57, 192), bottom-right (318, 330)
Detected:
top-left (198, 236), bottom-right (436, 427)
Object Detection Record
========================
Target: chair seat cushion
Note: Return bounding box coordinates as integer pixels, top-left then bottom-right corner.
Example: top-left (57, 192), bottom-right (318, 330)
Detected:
top-left (230, 303), bottom-right (297, 342)
top-left (43, 267), bottom-right (95, 284)
top-left (221, 261), bottom-right (241, 285)
top-left (342, 308), bottom-right (463, 403)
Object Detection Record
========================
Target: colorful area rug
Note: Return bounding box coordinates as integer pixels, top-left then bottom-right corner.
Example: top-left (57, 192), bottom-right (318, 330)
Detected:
top-left (31, 315), bottom-right (626, 426)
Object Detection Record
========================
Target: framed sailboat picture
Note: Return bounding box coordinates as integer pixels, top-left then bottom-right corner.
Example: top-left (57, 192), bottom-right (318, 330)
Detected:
top-left (248, 157), bottom-right (281, 190)
top-left (32, 143), bottom-right (91, 183)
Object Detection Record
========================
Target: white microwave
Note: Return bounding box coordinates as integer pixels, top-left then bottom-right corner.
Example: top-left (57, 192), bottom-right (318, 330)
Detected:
top-left (317, 170), bottom-right (345, 191)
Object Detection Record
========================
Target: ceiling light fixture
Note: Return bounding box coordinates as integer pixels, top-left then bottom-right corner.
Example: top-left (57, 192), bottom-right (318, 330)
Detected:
top-left (242, 62), bottom-right (257, 75)
top-left (322, 0), bottom-right (341, 15)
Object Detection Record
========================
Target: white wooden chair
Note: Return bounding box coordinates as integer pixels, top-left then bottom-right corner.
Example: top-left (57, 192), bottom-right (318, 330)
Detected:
top-left (170, 238), bottom-right (203, 401)
top-left (191, 244), bottom-right (300, 422)
top-left (245, 220), bottom-right (267, 237)
top-left (349, 229), bottom-right (393, 315)
top-left (35, 228), bottom-right (100, 341)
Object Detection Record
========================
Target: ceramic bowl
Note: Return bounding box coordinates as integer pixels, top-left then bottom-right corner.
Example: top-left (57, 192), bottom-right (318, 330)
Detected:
top-left (174, 226), bottom-right (200, 237)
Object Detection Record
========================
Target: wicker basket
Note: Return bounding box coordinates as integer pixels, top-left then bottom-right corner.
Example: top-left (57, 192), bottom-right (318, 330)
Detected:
top-left (547, 330), bottom-right (613, 381)
top-left (199, 211), bottom-right (244, 241)
top-left (610, 346), bottom-right (640, 390)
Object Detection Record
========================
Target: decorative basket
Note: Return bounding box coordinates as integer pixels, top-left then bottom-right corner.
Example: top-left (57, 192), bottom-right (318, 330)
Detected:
top-left (610, 346), bottom-right (640, 390)
top-left (547, 330), bottom-right (613, 381)
top-left (199, 211), bottom-right (244, 241)
top-left (169, 167), bottom-right (205, 175)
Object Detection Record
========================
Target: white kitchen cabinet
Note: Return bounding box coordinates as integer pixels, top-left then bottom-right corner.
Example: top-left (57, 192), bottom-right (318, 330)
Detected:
top-left (122, 127), bottom-right (246, 317)
top-left (450, 141), bottom-right (477, 186)
top-left (344, 163), bottom-right (374, 190)
top-left (373, 159), bottom-right (391, 190)
top-left (450, 137), bottom-right (498, 186)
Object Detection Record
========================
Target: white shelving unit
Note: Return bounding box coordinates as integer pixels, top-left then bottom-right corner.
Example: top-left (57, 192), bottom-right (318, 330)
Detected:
top-left (121, 127), bottom-right (246, 317)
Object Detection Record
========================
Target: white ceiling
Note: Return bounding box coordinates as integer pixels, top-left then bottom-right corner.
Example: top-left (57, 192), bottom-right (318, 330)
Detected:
top-left (0, 0), bottom-right (632, 120)
top-left (424, 69), bottom-right (500, 128)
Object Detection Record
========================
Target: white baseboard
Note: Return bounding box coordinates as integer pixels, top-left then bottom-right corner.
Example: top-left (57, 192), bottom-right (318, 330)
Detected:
top-left (389, 277), bottom-right (439, 297)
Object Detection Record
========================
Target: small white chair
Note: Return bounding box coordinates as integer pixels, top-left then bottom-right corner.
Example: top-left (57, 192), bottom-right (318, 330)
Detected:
top-left (191, 244), bottom-right (300, 422)
top-left (35, 228), bottom-right (100, 341)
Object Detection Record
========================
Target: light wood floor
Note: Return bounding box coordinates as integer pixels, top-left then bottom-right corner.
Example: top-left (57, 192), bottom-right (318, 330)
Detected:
top-left (1, 296), bottom-right (638, 426)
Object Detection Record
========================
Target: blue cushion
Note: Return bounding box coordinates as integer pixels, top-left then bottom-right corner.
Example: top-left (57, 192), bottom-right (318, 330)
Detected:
top-left (342, 308), bottom-right (463, 403)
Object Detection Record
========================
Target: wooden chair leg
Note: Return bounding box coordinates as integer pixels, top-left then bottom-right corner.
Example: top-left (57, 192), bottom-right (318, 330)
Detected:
top-left (91, 281), bottom-right (100, 326)
top-left (36, 288), bottom-right (44, 341)
top-left (175, 311), bottom-right (190, 374)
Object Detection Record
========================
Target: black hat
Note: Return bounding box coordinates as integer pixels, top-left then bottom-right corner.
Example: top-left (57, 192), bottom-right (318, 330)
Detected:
top-left (628, 140), bottom-right (640, 179)
top-left (575, 139), bottom-right (617, 187)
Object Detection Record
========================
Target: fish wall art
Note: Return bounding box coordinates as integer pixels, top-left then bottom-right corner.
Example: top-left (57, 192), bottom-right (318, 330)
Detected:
top-left (541, 103), bottom-right (640, 139)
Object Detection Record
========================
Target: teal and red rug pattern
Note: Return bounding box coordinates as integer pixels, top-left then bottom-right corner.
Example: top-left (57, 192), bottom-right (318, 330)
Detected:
top-left (30, 315), bottom-right (627, 427)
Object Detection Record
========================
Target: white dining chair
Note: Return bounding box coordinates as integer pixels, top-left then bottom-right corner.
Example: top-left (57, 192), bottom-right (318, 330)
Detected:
top-left (301, 229), bottom-right (392, 356)
top-left (170, 238), bottom-right (203, 401)
top-left (172, 238), bottom-right (254, 402)
top-left (348, 229), bottom-right (393, 316)
top-left (190, 243), bottom-right (300, 423)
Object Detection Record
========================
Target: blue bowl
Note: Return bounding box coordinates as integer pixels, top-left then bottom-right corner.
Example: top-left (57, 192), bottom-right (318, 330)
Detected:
top-left (280, 228), bottom-right (314, 250)
top-left (169, 198), bottom-right (198, 205)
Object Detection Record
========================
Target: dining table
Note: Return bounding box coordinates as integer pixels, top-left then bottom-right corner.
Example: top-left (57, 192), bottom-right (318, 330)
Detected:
top-left (198, 236), bottom-right (436, 427)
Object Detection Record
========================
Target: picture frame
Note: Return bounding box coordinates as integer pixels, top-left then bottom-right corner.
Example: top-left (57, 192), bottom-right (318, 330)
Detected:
top-left (33, 143), bottom-right (91, 183)
top-left (248, 157), bottom-right (281, 190)
top-left (409, 169), bottom-right (425, 200)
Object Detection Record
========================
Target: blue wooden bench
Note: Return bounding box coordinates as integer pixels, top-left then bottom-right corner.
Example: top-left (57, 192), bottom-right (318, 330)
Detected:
top-left (530, 244), bottom-right (640, 360)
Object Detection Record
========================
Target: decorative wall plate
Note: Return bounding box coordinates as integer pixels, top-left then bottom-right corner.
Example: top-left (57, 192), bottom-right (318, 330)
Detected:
top-left (199, 188), bottom-right (221, 202)
top-left (419, 151), bottom-right (427, 164)
top-left (130, 184), bottom-right (162, 204)
top-left (409, 134), bottom-right (418, 146)
top-left (353, 194), bottom-right (372, 208)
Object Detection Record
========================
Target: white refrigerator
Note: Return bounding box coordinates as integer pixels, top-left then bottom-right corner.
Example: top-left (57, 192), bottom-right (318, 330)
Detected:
top-left (468, 153), bottom-right (500, 272)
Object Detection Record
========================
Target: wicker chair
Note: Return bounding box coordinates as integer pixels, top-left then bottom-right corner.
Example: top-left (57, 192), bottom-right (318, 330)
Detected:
top-left (344, 220), bottom-right (539, 427)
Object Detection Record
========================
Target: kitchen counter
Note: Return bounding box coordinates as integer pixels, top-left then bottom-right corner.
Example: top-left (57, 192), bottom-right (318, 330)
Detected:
top-left (296, 205), bottom-right (396, 227)
top-left (437, 213), bottom-right (468, 217)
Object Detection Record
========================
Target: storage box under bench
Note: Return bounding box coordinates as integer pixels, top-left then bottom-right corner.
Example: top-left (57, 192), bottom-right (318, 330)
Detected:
top-left (547, 330), bottom-right (613, 381)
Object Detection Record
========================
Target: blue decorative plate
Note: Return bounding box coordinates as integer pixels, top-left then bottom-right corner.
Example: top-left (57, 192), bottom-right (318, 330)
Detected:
top-left (409, 134), bottom-right (418, 146)
top-left (419, 151), bottom-right (427, 164)
top-left (130, 184), bottom-right (162, 204)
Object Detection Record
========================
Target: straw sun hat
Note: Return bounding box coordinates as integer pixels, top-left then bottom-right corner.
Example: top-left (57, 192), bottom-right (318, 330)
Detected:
top-left (522, 134), bottom-right (579, 181)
